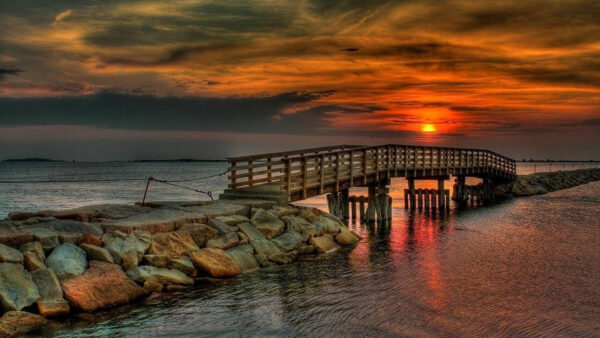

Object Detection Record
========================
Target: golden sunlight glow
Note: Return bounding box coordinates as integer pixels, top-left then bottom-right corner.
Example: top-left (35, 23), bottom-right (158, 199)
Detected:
top-left (421, 124), bottom-right (436, 133)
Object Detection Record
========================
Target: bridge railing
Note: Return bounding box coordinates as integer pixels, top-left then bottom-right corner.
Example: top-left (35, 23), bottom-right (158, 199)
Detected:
top-left (227, 145), bottom-right (516, 198)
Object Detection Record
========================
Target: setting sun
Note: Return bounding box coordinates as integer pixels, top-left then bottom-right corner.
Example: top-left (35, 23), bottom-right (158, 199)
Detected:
top-left (421, 124), bottom-right (436, 133)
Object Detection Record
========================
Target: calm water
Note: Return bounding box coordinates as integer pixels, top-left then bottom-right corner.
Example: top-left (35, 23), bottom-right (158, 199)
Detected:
top-left (1, 162), bottom-right (599, 337)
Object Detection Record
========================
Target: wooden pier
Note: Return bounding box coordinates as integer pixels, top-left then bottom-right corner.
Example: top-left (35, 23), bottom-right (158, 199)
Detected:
top-left (220, 144), bottom-right (516, 221)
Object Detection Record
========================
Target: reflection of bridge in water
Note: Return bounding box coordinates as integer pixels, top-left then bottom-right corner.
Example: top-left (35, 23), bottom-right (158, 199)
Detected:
top-left (220, 145), bottom-right (517, 222)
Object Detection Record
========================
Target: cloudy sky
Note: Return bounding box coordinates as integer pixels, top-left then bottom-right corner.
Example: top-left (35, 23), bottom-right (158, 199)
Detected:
top-left (0, 0), bottom-right (598, 160)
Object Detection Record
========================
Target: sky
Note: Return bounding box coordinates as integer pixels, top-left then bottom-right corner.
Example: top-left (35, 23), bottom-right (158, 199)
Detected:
top-left (0, 0), bottom-right (599, 161)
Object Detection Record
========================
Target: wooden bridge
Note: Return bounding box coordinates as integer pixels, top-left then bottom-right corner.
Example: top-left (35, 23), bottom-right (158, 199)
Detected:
top-left (220, 144), bottom-right (516, 220)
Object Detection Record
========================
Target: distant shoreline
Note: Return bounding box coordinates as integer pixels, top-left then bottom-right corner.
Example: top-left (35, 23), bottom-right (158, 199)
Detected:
top-left (1, 158), bottom-right (227, 163)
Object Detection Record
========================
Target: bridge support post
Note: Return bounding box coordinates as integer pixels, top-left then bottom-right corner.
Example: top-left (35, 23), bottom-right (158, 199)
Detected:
top-left (408, 178), bottom-right (416, 210)
top-left (452, 175), bottom-right (467, 202)
top-left (327, 189), bottom-right (350, 220)
top-left (438, 179), bottom-right (445, 210)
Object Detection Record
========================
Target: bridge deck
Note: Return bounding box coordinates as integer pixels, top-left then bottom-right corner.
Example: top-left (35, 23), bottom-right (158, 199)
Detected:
top-left (224, 144), bottom-right (516, 203)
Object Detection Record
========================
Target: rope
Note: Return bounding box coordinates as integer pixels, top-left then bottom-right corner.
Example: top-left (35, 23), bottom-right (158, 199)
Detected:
top-left (151, 178), bottom-right (214, 200)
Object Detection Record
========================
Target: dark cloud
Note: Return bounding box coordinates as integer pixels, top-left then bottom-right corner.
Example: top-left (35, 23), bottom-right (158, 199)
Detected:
top-left (338, 48), bottom-right (359, 52)
top-left (0, 67), bottom-right (23, 81)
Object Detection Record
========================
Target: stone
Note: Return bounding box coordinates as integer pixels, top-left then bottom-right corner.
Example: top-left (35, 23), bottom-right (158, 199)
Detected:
top-left (143, 281), bottom-right (164, 293)
top-left (313, 215), bottom-right (341, 235)
top-left (281, 215), bottom-right (317, 237)
top-left (0, 263), bottom-right (40, 311)
top-left (208, 219), bottom-right (239, 234)
top-left (237, 231), bottom-right (249, 244)
top-left (147, 230), bottom-right (199, 258)
top-left (254, 254), bottom-right (269, 267)
top-left (0, 244), bottom-right (23, 263)
top-left (170, 257), bottom-right (196, 276)
top-left (0, 311), bottom-right (47, 337)
top-left (101, 208), bottom-right (207, 234)
top-left (250, 209), bottom-right (285, 239)
top-left (61, 261), bottom-right (146, 312)
top-left (45, 243), bottom-right (88, 280)
top-left (80, 244), bottom-right (115, 264)
top-left (206, 232), bottom-right (239, 250)
top-left (250, 239), bottom-right (282, 257)
top-left (20, 220), bottom-right (103, 244)
top-left (297, 244), bottom-right (315, 255)
top-left (31, 268), bottom-right (70, 317)
top-left (165, 284), bottom-right (188, 292)
top-left (19, 241), bottom-right (45, 260)
top-left (269, 252), bottom-right (292, 265)
top-left (78, 233), bottom-right (101, 246)
top-left (227, 243), bottom-right (255, 255)
top-left (237, 222), bottom-right (266, 241)
top-left (177, 223), bottom-right (217, 247)
top-left (309, 235), bottom-right (341, 254)
top-left (127, 266), bottom-right (194, 286)
top-left (189, 248), bottom-right (241, 278)
top-left (143, 254), bottom-right (170, 268)
top-left (23, 251), bottom-right (46, 271)
top-left (335, 226), bottom-right (360, 246)
top-left (297, 207), bottom-right (322, 223)
top-left (0, 221), bottom-right (33, 248)
top-left (103, 232), bottom-right (150, 270)
top-left (272, 232), bottom-right (303, 252)
top-left (268, 205), bottom-right (299, 217)
top-left (226, 250), bottom-right (259, 274)
top-left (213, 215), bottom-right (250, 226)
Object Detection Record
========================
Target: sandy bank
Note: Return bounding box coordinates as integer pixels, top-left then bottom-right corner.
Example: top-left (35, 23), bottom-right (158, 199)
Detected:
top-left (494, 168), bottom-right (600, 198)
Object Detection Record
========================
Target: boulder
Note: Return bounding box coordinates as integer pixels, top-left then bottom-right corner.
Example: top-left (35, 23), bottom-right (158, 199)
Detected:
top-left (213, 215), bottom-right (249, 226)
top-left (254, 254), bottom-right (269, 267)
top-left (189, 248), bottom-right (240, 278)
top-left (268, 206), bottom-right (299, 217)
top-left (177, 223), bottom-right (217, 247)
top-left (147, 230), bottom-right (199, 258)
top-left (269, 252), bottom-right (293, 265)
top-left (281, 215), bottom-right (317, 237)
top-left (272, 232), bottom-right (304, 252)
top-left (101, 208), bottom-right (207, 234)
top-left (0, 311), bottom-right (47, 337)
top-left (45, 243), bottom-right (88, 280)
top-left (297, 244), bottom-right (315, 255)
top-left (31, 268), bottom-right (70, 317)
top-left (143, 281), bottom-right (163, 293)
top-left (20, 220), bottom-right (103, 246)
top-left (309, 235), bottom-right (341, 254)
top-left (297, 207), bottom-right (322, 223)
top-left (142, 254), bottom-right (171, 268)
top-left (206, 232), bottom-right (239, 250)
top-left (19, 241), bottom-right (45, 260)
top-left (238, 231), bottom-right (249, 244)
top-left (208, 219), bottom-right (238, 234)
top-left (225, 250), bottom-right (259, 274)
top-left (102, 232), bottom-right (150, 270)
top-left (170, 257), bottom-right (196, 276)
top-left (23, 252), bottom-right (46, 271)
top-left (165, 285), bottom-right (188, 292)
top-left (78, 233), bottom-right (101, 246)
top-left (250, 239), bottom-right (282, 257)
top-left (0, 221), bottom-right (33, 248)
top-left (0, 263), bottom-right (40, 311)
top-left (313, 215), bottom-right (341, 235)
top-left (335, 226), bottom-right (360, 246)
top-left (250, 209), bottom-right (285, 239)
top-left (0, 244), bottom-right (23, 263)
top-left (238, 222), bottom-right (266, 241)
top-left (227, 243), bottom-right (255, 255)
top-left (80, 244), bottom-right (115, 264)
top-left (61, 261), bottom-right (146, 312)
top-left (127, 266), bottom-right (193, 286)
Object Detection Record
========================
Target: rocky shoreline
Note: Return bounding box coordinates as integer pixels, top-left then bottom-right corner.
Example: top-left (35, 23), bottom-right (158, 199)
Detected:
top-left (494, 168), bottom-right (600, 198)
top-left (0, 200), bottom-right (360, 336)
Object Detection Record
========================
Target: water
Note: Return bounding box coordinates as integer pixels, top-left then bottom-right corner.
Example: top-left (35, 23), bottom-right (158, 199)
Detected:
top-left (1, 162), bottom-right (599, 337)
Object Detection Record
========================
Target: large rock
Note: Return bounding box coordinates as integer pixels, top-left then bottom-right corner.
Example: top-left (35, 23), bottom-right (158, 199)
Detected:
top-left (0, 244), bottom-right (23, 263)
top-left (272, 232), bottom-right (304, 252)
top-left (0, 311), bottom-right (47, 337)
top-left (227, 244), bottom-right (255, 255)
top-left (206, 232), bottom-right (239, 250)
top-left (19, 220), bottom-right (103, 248)
top-left (335, 226), bottom-right (360, 246)
top-left (0, 221), bottom-right (33, 248)
top-left (45, 243), bottom-right (88, 280)
top-left (19, 241), bottom-right (45, 260)
top-left (281, 215), bottom-right (317, 238)
top-left (147, 230), bottom-right (199, 258)
top-left (225, 250), bottom-right (259, 274)
top-left (268, 206), bottom-right (299, 217)
top-left (61, 261), bottom-right (146, 312)
top-left (250, 239), bottom-right (282, 257)
top-left (80, 244), bottom-right (114, 264)
top-left (177, 223), bottom-right (217, 247)
top-left (102, 232), bottom-right (150, 270)
top-left (189, 248), bottom-right (240, 278)
top-left (127, 266), bottom-right (193, 285)
top-left (309, 235), bottom-right (341, 254)
top-left (170, 257), bottom-right (196, 276)
top-left (0, 263), bottom-right (40, 311)
top-left (250, 209), bottom-right (285, 239)
top-left (208, 219), bottom-right (239, 234)
top-left (23, 252), bottom-right (46, 271)
top-left (238, 222), bottom-right (266, 241)
top-left (101, 208), bottom-right (207, 234)
top-left (312, 215), bottom-right (342, 235)
top-left (31, 268), bottom-right (70, 317)
top-left (213, 215), bottom-right (249, 226)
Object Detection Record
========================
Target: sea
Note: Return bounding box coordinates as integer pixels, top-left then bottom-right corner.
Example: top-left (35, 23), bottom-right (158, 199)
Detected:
top-left (1, 161), bottom-right (599, 337)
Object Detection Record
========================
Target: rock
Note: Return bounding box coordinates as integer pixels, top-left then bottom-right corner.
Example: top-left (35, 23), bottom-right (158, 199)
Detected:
top-left (45, 243), bottom-right (88, 280)
top-left (165, 284), bottom-right (188, 292)
top-left (268, 206), bottom-right (299, 217)
top-left (272, 232), bottom-right (303, 252)
top-left (101, 208), bottom-right (207, 234)
top-left (127, 266), bottom-right (193, 286)
top-left (313, 215), bottom-right (341, 235)
top-left (147, 230), bottom-right (199, 258)
top-left (297, 207), bottom-right (322, 223)
top-left (206, 232), bottom-right (239, 250)
top-left (143, 281), bottom-right (163, 293)
top-left (126, 231), bottom-right (152, 260)
top-left (61, 261), bottom-right (146, 312)
top-left (78, 233), bottom-right (101, 246)
top-left (269, 252), bottom-right (292, 265)
top-left (0, 221), bottom-right (33, 248)
top-left (335, 226), bottom-right (360, 246)
top-left (250, 209), bottom-right (285, 239)
top-left (227, 243), bottom-right (255, 255)
top-left (250, 239), bottom-right (282, 257)
top-left (225, 250), bottom-right (259, 274)
top-left (23, 251), bottom-right (46, 271)
top-left (177, 223), bottom-right (217, 247)
top-left (19, 241), bottom-right (45, 260)
top-left (170, 257), bottom-right (196, 276)
top-left (281, 215), bottom-right (317, 238)
top-left (143, 254), bottom-right (170, 268)
top-left (0, 311), bottom-right (47, 337)
top-left (0, 244), bottom-right (23, 263)
top-left (237, 231), bottom-right (249, 244)
top-left (0, 263), bottom-right (40, 311)
top-left (208, 219), bottom-right (239, 234)
top-left (80, 244), bottom-right (115, 264)
top-left (102, 231), bottom-right (150, 270)
top-left (31, 268), bottom-right (70, 317)
top-left (20, 220), bottom-right (103, 246)
top-left (254, 254), bottom-right (269, 267)
top-left (213, 215), bottom-right (250, 226)
top-left (189, 248), bottom-right (240, 278)
top-left (297, 244), bottom-right (315, 255)
top-left (238, 222), bottom-right (266, 241)
top-left (309, 235), bottom-right (341, 254)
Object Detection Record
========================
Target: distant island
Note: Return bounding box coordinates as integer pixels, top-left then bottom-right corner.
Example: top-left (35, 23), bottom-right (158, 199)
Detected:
top-left (2, 158), bottom-right (65, 163)
top-left (132, 159), bottom-right (226, 163)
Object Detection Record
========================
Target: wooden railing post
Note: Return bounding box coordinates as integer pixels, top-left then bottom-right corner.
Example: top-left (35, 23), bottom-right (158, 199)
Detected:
top-left (302, 157), bottom-right (308, 199)
top-left (349, 150), bottom-right (354, 187)
top-left (335, 152), bottom-right (340, 192)
top-left (229, 160), bottom-right (237, 189)
top-left (320, 154), bottom-right (325, 194)
top-left (267, 156), bottom-right (272, 182)
top-left (363, 149), bottom-right (367, 185)
top-left (286, 158), bottom-right (292, 197)
top-left (248, 160), bottom-right (254, 187)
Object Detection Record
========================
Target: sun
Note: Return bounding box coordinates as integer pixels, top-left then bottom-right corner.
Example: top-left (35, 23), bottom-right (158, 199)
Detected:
top-left (421, 124), bottom-right (436, 133)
